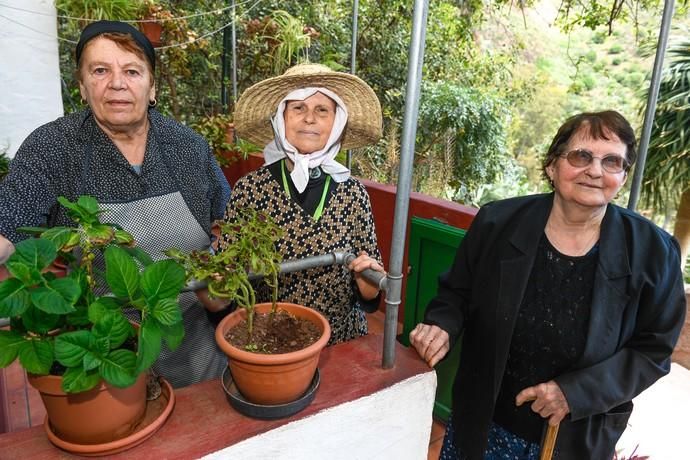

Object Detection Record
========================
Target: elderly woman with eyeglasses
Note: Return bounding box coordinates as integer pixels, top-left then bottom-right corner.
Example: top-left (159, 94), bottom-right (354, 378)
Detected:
top-left (409, 111), bottom-right (686, 459)
top-left (200, 64), bottom-right (385, 344)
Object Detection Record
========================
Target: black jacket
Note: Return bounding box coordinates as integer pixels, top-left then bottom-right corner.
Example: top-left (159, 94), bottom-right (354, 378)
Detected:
top-left (424, 193), bottom-right (686, 459)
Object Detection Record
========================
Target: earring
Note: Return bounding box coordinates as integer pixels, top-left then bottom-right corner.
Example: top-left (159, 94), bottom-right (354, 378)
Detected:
top-left (149, 99), bottom-right (157, 107)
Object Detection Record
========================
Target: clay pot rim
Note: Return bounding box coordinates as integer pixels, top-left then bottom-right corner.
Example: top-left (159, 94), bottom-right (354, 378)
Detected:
top-left (215, 302), bottom-right (331, 365)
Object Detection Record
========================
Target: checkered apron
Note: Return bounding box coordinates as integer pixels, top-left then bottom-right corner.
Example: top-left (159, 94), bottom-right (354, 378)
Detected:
top-left (80, 126), bottom-right (226, 388)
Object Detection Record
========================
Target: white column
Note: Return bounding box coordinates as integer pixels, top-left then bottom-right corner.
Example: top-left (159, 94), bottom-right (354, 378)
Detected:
top-left (0, 0), bottom-right (64, 158)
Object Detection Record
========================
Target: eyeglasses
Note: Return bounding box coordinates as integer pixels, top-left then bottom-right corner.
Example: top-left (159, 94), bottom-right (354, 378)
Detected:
top-left (560, 149), bottom-right (628, 174)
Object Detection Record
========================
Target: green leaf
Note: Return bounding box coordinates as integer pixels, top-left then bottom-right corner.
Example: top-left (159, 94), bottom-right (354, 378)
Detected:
top-left (18, 338), bottom-right (53, 375)
top-left (49, 276), bottom-right (81, 303)
top-left (88, 297), bottom-right (124, 323)
top-left (0, 330), bottom-right (25, 367)
top-left (77, 195), bottom-right (100, 215)
top-left (0, 278), bottom-right (30, 317)
top-left (39, 227), bottom-right (74, 250)
top-left (15, 226), bottom-right (50, 236)
top-left (5, 261), bottom-right (42, 285)
top-left (150, 298), bottom-right (182, 326)
top-left (66, 305), bottom-right (90, 327)
top-left (124, 246), bottom-right (154, 267)
top-left (85, 224), bottom-right (114, 245)
top-left (12, 238), bottom-right (56, 271)
top-left (92, 312), bottom-right (132, 349)
top-left (136, 318), bottom-right (161, 373)
top-left (54, 330), bottom-right (93, 367)
top-left (83, 338), bottom-right (109, 371)
top-left (161, 320), bottom-right (185, 351)
top-left (61, 367), bottom-right (101, 393)
top-left (100, 349), bottom-right (137, 388)
top-left (30, 280), bottom-right (78, 315)
top-left (104, 246), bottom-right (140, 299)
top-left (21, 304), bottom-right (61, 334)
top-left (140, 259), bottom-right (185, 302)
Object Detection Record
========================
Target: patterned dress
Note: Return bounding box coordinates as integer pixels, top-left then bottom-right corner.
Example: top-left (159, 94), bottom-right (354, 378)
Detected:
top-left (219, 166), bottom-right (382, 344)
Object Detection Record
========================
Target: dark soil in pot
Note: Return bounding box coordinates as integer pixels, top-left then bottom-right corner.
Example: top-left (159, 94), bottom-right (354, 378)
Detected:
top-left (224, 309), bottom-right (321, 353)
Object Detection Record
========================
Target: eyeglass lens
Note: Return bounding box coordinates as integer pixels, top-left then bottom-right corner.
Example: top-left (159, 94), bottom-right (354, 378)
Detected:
top-left (564, 149), bottom-right (626, 173)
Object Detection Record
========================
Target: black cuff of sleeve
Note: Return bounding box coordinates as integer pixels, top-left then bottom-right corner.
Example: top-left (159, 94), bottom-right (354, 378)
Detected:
top-left (205, 303), bottom-right (236, 327)
top-left (357, 291), bottom-right (382, 313)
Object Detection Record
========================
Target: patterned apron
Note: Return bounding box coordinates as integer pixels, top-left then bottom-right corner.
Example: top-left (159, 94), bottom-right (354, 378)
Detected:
top-left (80, 120), bottom-right (226, 388)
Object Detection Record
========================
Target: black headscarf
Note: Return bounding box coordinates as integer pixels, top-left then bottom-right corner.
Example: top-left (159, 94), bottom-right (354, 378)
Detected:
top-left (76, 20), bottom-right (156, 72)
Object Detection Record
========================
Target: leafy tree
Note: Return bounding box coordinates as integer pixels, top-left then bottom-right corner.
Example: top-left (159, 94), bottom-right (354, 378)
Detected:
top-left (641, 41), bottom-right (690, 268)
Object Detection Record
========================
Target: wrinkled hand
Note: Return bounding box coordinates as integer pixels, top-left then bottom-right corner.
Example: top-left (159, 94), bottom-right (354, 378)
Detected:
top-left (515, 381), bottom-right (570, 426)
top-left (1, 235), bottom-right (15, 281)
top-left (348, 251), bottom-right (385, 301)
top-left (409, 323), bottom-right (450, 368)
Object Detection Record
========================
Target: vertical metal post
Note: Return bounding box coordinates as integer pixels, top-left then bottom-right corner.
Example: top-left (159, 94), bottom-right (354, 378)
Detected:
top-left (231, 0), bottom-right (238, 106)
top-left (346, 0), bottom-right (359, 170)
top-left (627, 0), bottom-right (675, 211)
top-left (221, 23), bottom-right (230, 110)
top-left (382, 0), bottom-right (429, 369)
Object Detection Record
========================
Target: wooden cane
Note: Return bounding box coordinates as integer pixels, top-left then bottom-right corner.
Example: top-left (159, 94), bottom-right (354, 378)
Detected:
top-left (524, 396), bottom-right (560, 460)
top-left (539, 422), bottom-right (559, 460)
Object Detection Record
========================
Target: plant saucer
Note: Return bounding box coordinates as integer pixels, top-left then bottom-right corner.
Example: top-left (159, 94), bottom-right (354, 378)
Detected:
top-left (44, 378), bottom-right (175, 457)
top-left (221, 367), bottom-right (319, 420)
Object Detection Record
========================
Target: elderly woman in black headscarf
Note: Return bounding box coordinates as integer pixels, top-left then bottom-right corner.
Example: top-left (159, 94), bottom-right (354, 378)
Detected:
top-left (410, 110), bottom-right (686, 459)
top-left (0, 21), bottom-right (230, 388)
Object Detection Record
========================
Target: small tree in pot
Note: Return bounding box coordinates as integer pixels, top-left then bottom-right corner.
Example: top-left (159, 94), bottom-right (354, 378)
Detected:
top-left (167, 208), bottom-right (331, 406)
top-left (0, 196), bottom-right (185, 444)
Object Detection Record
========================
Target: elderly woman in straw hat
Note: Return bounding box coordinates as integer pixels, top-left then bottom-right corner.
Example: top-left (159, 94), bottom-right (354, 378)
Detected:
top-left (204, 63), bottom-right (386, 343)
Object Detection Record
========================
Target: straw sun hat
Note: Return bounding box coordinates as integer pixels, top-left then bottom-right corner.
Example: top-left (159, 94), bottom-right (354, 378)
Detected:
top-left (234, 63), bottom-right (383, 150)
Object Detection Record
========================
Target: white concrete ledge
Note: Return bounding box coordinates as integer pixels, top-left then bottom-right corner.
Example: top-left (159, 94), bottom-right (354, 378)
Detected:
top-left (202, 371), bottom-right (437, 460)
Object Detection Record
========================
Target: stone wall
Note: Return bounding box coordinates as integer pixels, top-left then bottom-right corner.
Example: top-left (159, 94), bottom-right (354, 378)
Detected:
top-left (671, 286), bottom-right (690, 369)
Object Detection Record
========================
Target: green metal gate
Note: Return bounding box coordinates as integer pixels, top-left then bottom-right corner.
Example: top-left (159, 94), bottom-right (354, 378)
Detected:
top-left (400, 217), bottom-right (466, 421)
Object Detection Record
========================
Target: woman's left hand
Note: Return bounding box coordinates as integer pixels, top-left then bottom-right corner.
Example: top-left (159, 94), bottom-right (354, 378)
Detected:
top-left (348, 251), bottom-right (385, 301)
top-left (515, 380), bottom-right (570, 426)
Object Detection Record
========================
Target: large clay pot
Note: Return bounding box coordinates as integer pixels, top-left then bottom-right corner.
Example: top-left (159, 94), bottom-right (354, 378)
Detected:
top-left (215, 302), bottom-right (331, 405)
top-left (28, 372), bottom-right (147, 445)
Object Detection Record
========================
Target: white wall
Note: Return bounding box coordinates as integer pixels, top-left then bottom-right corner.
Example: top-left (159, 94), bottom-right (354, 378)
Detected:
top-left (202, 372), bottom-right (437, 460)
top-left (0, 0), bottom-right (63, 158)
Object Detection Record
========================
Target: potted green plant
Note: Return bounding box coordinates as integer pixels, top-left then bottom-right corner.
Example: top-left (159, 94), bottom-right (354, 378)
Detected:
top-left (166, 208), bottom-right (331, 406)
top-left (55, 0), bottom-right (145, 24)
top-left (192, 113), bottom-right (237, 167)
top-left (0, 195), bottom-right (185, 445)
top-left (0, 147), bottom-right (10, 181)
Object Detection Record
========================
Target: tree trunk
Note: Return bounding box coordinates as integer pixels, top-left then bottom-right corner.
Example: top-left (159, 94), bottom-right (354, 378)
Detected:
top-left (673, 188), bottom-right (690, 271)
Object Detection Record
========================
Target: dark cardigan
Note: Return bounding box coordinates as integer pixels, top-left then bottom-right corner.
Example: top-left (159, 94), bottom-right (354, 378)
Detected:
top-left (424, 193), bottom-right (686, 459)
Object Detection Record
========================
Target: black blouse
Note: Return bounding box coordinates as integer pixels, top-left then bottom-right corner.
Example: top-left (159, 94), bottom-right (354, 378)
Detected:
top-left (493, 233), bottom-right (597, 443)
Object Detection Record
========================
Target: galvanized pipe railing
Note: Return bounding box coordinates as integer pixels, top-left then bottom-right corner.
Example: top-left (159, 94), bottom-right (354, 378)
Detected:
top-left (380, 0), bottom-right (429, 369)
top-left (182, 251), bottom-right (387, 292)
top-left (627, 0), bottom-right (675, 211)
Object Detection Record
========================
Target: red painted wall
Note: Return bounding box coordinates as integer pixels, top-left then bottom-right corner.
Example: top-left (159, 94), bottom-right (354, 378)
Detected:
top-left (360, 179), bottom-right (478, 320)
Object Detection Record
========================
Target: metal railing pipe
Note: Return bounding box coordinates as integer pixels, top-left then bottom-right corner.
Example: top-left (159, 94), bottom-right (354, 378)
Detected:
top-left (346, 0), bottom-right (359, 170)
top-left (382, 0), bottom-right (429, 369)
top-left (627, 0), bottom-right (675, 211)
top-left (182, 251), bottom-right (387, 293)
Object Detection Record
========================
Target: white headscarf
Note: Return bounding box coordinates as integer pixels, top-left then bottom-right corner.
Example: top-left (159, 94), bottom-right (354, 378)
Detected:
top-left (263, 87), bottom-right (350, 193)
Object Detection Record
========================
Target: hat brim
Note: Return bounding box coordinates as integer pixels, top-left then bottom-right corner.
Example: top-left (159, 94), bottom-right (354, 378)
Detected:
top-left (234, 69), bottom-right (383, 151)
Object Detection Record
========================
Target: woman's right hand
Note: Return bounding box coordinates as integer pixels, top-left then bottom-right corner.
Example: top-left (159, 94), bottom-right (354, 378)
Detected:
top-left (0, 235), bottom-right (15, 281)
top-left (409, 323), bottom-right (450, 367)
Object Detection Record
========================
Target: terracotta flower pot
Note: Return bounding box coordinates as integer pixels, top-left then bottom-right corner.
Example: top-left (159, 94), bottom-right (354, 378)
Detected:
top-left (215, 302), bottom-right (331, 405)
top-left (28, 372), bottom-right (147, 445)
top-left (140, 21), bottom-right (163, 47)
